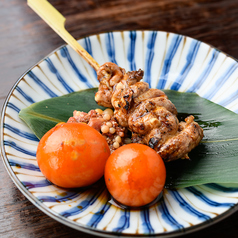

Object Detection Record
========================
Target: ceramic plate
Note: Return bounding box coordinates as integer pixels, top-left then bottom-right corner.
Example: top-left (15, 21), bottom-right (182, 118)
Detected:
top-left (1, 31), bottom-right (238, 237)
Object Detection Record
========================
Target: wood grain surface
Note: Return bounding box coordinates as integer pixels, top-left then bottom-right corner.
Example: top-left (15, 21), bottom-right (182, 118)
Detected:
top-left (1, 0), bottom-right (238, 237)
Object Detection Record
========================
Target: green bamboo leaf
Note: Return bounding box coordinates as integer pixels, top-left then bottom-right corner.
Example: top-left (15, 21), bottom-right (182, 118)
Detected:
top-left (19, 88), bottom-right (106, 139)
top-left (19, 88), bottom-right (238, 188)
top-left (163, 90), bottom-right (238, 188)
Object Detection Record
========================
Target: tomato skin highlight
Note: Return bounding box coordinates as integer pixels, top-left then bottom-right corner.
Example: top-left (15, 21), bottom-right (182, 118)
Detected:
top-left (36, 122), bottom-right (110, 188)
top-left (104, 143), bottom-right (166, 207)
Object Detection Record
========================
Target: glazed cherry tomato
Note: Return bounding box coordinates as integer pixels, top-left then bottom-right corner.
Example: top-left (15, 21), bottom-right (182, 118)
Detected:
top-left (104, 143), bottom-right (166, 207)
top-left (36, 122), bottom-right (110, 188)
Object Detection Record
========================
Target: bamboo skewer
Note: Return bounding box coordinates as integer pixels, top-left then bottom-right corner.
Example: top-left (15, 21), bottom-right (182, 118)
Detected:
top-left (27, 0), bottom-right (100, 71)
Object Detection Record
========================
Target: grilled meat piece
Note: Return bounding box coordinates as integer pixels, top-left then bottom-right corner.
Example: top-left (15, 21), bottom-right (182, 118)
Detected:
top-left (128, 102), bottom-right (179, 136)
top-left (158, 116), bottom-right (203, 161)
top-left (95, 62), bottom-right (127, 108)
top-left (131, 116), bottom-right (203, 162)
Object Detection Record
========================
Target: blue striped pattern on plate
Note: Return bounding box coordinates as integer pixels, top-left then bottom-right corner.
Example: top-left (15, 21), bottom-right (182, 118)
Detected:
top-left (1, 31), bottom-right (238, 237)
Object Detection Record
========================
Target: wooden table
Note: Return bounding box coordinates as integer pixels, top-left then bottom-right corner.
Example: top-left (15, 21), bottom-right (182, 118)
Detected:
top-left (1, 0), bottom-right (238, 237)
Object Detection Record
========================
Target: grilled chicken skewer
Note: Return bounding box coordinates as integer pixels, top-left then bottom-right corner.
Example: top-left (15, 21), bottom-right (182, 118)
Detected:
top-left (29, 0), bottom-right (203, 162)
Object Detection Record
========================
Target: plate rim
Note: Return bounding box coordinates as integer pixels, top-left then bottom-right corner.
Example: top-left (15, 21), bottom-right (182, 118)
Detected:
top-left (1, 30), bottom-right (238, 237)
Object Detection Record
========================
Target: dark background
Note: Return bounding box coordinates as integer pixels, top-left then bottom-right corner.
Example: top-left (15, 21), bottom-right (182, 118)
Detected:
top-left (0, 0), bottom-right (238, 237)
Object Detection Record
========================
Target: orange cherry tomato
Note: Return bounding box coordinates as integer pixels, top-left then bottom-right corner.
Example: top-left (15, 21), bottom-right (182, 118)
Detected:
top-left (36, 122), bottom-right (110, 188)
top-left (104, 143), bottom-right (166, 207)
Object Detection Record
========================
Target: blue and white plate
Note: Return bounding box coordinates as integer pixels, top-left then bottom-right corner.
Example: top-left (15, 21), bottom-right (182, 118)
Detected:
top-left (1, 31), bottom-right (238, 237)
